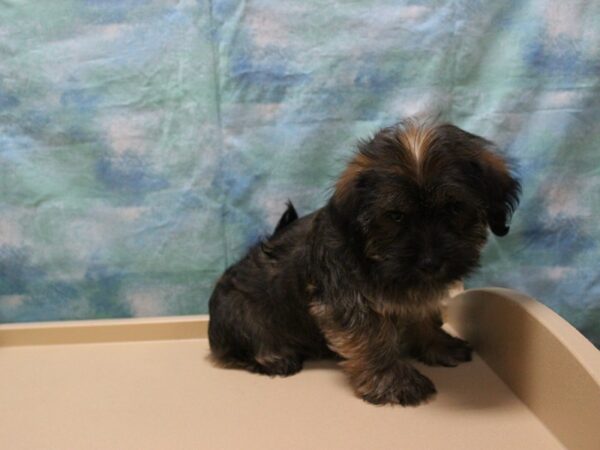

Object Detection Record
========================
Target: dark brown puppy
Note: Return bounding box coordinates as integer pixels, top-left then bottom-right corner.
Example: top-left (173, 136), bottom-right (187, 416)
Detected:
top-left (208, 119), bottom-right (520, 406)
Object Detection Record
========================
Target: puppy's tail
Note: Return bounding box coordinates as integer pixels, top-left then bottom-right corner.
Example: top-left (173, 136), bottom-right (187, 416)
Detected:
top-left (273, 201), bottom-right (298, 235)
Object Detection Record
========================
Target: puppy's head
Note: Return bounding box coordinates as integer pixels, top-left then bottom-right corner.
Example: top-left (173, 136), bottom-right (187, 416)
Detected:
top-left (330, 119), bottom-right (520, 289)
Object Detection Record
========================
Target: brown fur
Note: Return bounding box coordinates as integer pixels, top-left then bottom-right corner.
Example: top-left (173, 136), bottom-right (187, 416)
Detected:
top-left (335, 152), bottom-right (373, 203)
top-left (208, 119), bottom-right (521, 406)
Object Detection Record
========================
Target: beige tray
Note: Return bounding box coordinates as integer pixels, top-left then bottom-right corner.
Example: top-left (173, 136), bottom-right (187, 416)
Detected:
top-left (1, 288), bottom-right (599, 450)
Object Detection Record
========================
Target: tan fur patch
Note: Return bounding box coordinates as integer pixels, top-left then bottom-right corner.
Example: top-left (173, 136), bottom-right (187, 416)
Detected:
top-left (309, 302), bottom-right (369, 360)
top-left (481, 149), bottom-right (509, 175)
top-left (310, 297), bottom-right (439, 402)
top-left (310, 300), bottom-right (410, 399)
top-left (310, 291), bottom-right (443, 360)
top-left (370, 296), bottom-right (442, 320)
top-left (396, 121), bottom-right (437, 168)
top-left (333, 120), bottom-right (440, 203)
top-left (334, 152), bottom-right (372, 202)
top-left (255, 353), bottom-right (287, 366)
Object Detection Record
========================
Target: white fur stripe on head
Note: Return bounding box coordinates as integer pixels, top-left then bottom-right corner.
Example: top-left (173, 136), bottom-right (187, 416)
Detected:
top-left (396, 120), bottom-right (436, 166)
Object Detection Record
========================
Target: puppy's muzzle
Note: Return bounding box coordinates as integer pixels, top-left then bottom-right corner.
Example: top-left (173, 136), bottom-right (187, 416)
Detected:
top-left (417, 257), bottom-right (443, 274)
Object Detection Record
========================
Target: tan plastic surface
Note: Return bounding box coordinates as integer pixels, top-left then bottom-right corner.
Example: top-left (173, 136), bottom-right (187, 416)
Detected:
top-left (0, 288), bottom-right (597, 450)
top-left (447, 288), bottom-right (600, 450)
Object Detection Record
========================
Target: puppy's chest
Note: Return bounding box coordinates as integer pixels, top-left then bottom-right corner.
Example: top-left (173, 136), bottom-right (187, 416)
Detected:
top-left (307, 283), bottom-right (442, 324)
top-left (368, 292), bottom-right (442, 321)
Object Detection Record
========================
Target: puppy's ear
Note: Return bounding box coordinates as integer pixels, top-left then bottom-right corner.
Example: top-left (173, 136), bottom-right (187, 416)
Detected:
top-left (442, 125), bottom-right (521, 236)
top-left (478, 150), bottom-right (521, 236)
top-left (330, 156), bottom-right (378, 233)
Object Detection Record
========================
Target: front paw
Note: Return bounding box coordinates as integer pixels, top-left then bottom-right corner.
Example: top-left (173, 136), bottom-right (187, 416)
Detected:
top-left (360, 366), bottom-right (437, 407)
top-left (417, 332), bottom-right (472, 367)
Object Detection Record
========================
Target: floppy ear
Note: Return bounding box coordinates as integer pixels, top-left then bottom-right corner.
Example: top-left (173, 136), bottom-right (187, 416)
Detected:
top-left (329, 152), bottom-right (379, 235)
top-left (331, 170), bottom-right (378, 232)
top-left (478, 150), bottom-right (521, 236)
top-left (441, 125), bottom-right (521, 236)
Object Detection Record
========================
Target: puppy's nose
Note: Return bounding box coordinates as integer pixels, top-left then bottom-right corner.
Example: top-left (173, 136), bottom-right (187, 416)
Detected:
top-left (417, 257), bottom-right (442, 273)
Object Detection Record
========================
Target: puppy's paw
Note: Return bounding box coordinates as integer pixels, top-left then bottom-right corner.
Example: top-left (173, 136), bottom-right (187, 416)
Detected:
top-left (417, 332), bottom-right (472, 367)
top-left (360, 366), bottom-right (437, 407)
top-left (251, 353), bottom-right (304, 377)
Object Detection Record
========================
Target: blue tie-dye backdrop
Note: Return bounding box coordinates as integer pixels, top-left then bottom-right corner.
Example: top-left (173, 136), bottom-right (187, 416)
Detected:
top-left (0, 1), bottom-right (599, 346)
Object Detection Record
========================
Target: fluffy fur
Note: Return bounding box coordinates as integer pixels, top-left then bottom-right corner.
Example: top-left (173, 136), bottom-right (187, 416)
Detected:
top-left (208, 119), bottom-right (521, 406)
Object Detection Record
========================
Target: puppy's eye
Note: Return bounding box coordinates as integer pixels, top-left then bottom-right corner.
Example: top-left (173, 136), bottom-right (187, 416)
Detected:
top-left (386, 211), bottom-right (405, 223)
top-left (447, 203), bottom-right (463, 216)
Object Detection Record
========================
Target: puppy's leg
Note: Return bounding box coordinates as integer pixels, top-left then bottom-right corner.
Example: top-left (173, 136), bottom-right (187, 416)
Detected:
top-left (251, 346), bottom-right (304, 377)
top-left (209, 283), bottom-right (304, 377)
top-left (310, 303), bottom-right (436, 406)
top-left (410, 313), bottom-right (472, 367)
top-left (343, 357), bottom-right (437, 406)
top-left (210, 335), bottom-right (305, 377)
top-left (210, 317), bottom-right (305, 377)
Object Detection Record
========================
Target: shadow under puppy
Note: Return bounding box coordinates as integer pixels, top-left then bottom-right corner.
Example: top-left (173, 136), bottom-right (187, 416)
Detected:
top-left (208, 120), bottom-right (520, 406)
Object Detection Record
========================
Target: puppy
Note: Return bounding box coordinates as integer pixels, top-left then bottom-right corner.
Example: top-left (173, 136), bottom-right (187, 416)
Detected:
top-left (208, 119), bottom-right (520, 406)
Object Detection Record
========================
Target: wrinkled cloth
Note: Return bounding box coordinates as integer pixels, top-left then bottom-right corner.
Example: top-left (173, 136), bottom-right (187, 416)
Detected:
top-left (0, 0), bottom-right (598, 346)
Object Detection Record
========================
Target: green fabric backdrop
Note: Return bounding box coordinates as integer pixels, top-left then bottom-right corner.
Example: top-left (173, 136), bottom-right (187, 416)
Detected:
top-left (0, 0), bottom-right (599, 346)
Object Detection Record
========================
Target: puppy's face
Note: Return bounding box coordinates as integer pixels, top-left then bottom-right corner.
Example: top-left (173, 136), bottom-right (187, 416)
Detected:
top-left (332, 121), bottom-right (520, 289)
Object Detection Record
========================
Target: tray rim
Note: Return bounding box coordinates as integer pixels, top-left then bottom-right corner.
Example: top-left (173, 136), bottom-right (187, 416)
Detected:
top-left (447, 287), bottom-right (600, 450)
top-left (0, 314), bottom-right (209, 346)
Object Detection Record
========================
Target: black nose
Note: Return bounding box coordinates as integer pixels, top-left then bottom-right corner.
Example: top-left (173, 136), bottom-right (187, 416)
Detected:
top-left (417, 257), bottom-right (442, 273)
